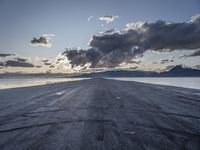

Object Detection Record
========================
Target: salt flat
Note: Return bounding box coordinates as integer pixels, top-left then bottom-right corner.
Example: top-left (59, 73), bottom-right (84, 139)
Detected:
top-left (0, 78), bottom-right (200, 150)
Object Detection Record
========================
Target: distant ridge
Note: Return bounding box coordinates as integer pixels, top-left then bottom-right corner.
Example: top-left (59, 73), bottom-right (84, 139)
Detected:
top-left (76, 65), bottom-right (200, 77)
top-left (160, 65), bottom-right (200, 77)
top-left (0, 65), bottom-right (200, 78)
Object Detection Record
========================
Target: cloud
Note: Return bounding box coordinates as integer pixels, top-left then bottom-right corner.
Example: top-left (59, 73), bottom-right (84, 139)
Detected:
top-left (104, 29), bottom-right (115, 34)
top-left (0, 55), bottom-right (46, 69)
top-left (50, 65), bottom-right (55, 68)
top-left (190, 14), bottom-right (200, 23)
top-left (165, 65), bottom-right (175, 71)
top-left (0, 54), bottom-right (61, 73)
top-left (44, 62), bottom-right (51, 66)
top-left (131, 60), bottom-right (141, 64)
top-left (0, 53), bottom-right (15, 57)
top-left (42, 59), bottom-right (49, 63)
top-left (93, 14), bottom-right (200, 53)
top-left (195, 65), bottom-right (200, 69)
top-left (99, 15), bottom-right (119, 24)
top-left (189, 50), bottom-right (200, 57)
top-left (31, 34), bottom-right (54, 48)
top-left (183, 50), bottom-right (200, 58)
top-left (62, 14), bottom-right (200, 69)
top-left (0, 61), bottom-right (4, 66)
top-left (36, 65), bottom-right (42, 68)
top-left (60, 46), bottom-right (143, 68)
top-left (153, 59), bottom-right (174, 64)
top-left (61, 48), bottom-right (101, 68)
top-left (131, 15), bottom-right (200, 51)
top-left (88, 16), bottom-right (94, 21)
top-left (16, 57), bottom-right (28, 62)
top-left (4, 60), bottom-right (34, 67)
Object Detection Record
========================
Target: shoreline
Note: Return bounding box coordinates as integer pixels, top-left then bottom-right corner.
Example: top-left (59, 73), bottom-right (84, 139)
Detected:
top-left (0, 77), bottom-right (200, 90)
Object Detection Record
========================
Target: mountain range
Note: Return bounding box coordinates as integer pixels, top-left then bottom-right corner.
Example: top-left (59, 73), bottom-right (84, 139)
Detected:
top-left (76, 65), bottom-right (200, 77)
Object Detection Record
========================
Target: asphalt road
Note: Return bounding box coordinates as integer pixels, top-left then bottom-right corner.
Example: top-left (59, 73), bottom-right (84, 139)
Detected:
top-left (0, 78), bottom-right (200, 150)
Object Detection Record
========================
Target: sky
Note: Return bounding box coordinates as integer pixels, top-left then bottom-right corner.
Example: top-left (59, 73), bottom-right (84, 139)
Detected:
top-left (0, 0), bottom-right (200, 73)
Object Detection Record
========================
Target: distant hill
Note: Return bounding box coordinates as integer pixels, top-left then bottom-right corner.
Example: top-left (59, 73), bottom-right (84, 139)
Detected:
top-left (76, 65), bottom-right (200, 77)
top-left (0, 65), bottom-right (200, 78)
top-left (160, 65), bottom-right (200, 77)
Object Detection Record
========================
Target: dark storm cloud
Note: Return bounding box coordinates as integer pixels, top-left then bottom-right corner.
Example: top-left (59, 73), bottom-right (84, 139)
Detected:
top-left (61, 47), bottom-right (142, 68)
top-left (141, 20), bottom-right (200, 51)
top-left (4, 60), bottom-right (34, 67)
top-left (130, 66), bottom-right (138, 70)
top-left (31, 34), bottom-right (54, 48)
top-left (153, 59), bottom-right (174, 64)
top-left (31, 36), bottom-right (48, 45)
top-left (63, 14), bottom-right (200, 68)
top-left (104, 29), bottom-right (115, 34)
top-left (44, 62), bottom-right (51, 66)
top-left (61, 48), bottom-right (101, 68)
top-left (0, 54), bottom-right (37, 68)
top-left (42, 59), bottom-right (49, 63)
top-left (50, 65), bottom-right (55, 68)
top-left (0, 61), bottom-right (4, 66)
top-left (90, 14), bottom-right (200, 53)
top-left (0, 53), bottom-right (15, 57)
top-left (16, 57), bottom-right (28, 62)
top-left (36, 65), bottom-right (42, 68)
top-left (57, 58), bottom-right (65, 61)
top-left (90, 31), bottom-right (141, 54)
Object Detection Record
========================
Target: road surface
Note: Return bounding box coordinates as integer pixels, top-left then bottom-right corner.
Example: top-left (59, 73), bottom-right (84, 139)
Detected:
top-left (0, 78), bottom-right (200, 150)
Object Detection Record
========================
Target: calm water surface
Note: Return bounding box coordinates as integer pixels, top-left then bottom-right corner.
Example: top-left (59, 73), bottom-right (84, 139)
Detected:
top-left (109, 77), bottom-right (200, 89)
top-left (1, 77), bottom-right (200, 90)
top-left (0, 78), bottom-right (88, 89)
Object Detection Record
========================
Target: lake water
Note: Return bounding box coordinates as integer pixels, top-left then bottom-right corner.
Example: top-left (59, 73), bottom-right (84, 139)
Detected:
top-left (109, 77), bottom-right (200, 90)
top-left (0, 78), bottom-right (88, 89)
top-left (0, 77), bottom-right (200, 90)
